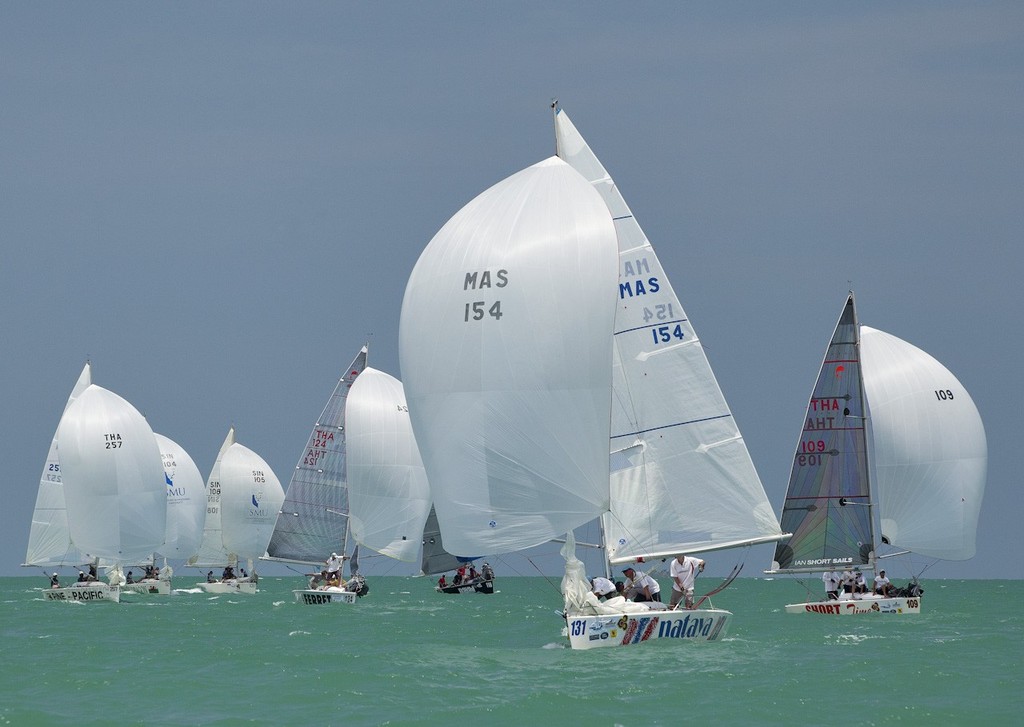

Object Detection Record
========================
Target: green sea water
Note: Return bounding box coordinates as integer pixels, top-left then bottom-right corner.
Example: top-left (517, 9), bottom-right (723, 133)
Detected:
top-left (1, 576), bottom-right (1019, 726)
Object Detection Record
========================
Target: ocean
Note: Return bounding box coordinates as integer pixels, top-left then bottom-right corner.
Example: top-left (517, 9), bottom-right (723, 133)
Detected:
top-left (1, 576), bottom-right (1019, 726)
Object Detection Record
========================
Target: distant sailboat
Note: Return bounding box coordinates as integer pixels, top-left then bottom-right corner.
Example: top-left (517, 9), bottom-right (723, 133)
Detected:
top-left (190, 428), bottom-right (284, 595)
top-left (264, 346), bottom-right (369, 605)
top-left (769, 293), bottom-right (987, 615)
top-left (421, 507), bottom-right (495, 595)
top-left (121, 433), bottom-right (206, 595)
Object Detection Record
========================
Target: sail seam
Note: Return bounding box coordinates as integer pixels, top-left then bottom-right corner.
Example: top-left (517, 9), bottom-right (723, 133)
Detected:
top-left (611, 413), bottom-right (731, 439)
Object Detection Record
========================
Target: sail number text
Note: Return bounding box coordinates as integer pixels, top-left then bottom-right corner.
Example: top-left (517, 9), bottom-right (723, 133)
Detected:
top-left (934, 389), bottom-right (954, 401)
top-left (462, 268), bottom-right (507, 323)
top-left (104, 433), bottom-right (123, 449)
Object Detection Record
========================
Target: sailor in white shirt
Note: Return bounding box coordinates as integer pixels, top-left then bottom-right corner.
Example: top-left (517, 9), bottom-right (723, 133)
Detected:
top-left (622, 567), bottom-right (662, 602)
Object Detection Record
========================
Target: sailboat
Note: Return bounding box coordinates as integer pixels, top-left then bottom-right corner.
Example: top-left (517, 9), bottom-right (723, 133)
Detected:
top-left (768, 293), bottom-right (987, 615)
top-left (190, 429), bottom-right (285, 594)
top-left (399, 104), bottom-right (784, 648)
top-left (121, 433), bottom-right (206, 595)
top-left (45, 378), bottom-right (167, 603)
top-left (421, 507), bottom-right (495, 595)
top-left (268, 346), bottom-right (369, 605)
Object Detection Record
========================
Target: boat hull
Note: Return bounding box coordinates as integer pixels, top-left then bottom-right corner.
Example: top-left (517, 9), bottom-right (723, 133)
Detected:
top-left (565, 608), bottom-right (731, 649)
top-left (293, 588), bottom-right (358, 605)
top-left (784, 596), bottom-right (922, 615)
top-left (122, 580), bottom-right (171, 595)
top-left (196, 580), bottom-right (258, 595)
top-left (436, 578), bottom-right (494, 595)
top-left (44, 585), bottom-right (120, 603)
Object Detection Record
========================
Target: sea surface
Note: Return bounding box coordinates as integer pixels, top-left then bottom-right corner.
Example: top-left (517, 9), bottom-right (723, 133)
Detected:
top-left (1, 576), bottom-right (1019, 726)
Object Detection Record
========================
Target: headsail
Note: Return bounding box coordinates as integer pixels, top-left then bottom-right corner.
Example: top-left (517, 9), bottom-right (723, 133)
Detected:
top-left (399, 156), bottom-right (619, 556)
top-left (554, 104), bottom-right (784, 563)
top-left (346, 367), bottom-right (431, 562)
top-left (861, 326), bottom-right (986, 560)
top-left (771, 294), bottom-right (873, 573)
top-left (24, 362), bottom-right (92, 567)
top-left (266, 346), bottom-right (367, 564)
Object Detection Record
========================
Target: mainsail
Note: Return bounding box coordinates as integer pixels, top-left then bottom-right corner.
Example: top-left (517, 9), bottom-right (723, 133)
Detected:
top-left (346, 367), bottom-right (431, 563)
top-left (24, 363), bottom-right (93, 568)
top-left (419, 506), bottom-right (468, 576)
top-left (266, 346), bottom-right (367, 564)
top-left (771, 294), bottom-right (873, 573)
top-left (399, 156), bottom-right (619, 557)
top-left (188, 427), bottom-right (236, 568)
top-left (553, 105), bottom-right (784, 562)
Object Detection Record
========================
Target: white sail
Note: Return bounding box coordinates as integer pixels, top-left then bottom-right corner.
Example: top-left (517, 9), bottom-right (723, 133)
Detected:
top-left (187, 427), bottom-right (236, 568)
top-left (861, 326), bottom-right (987, 560)
top-left (554, 106), bottom-right (784, 561)
top-left (266, 346), bottom-right (368, 565)
top-left (56, 384), bottom-right (166, 564)
top-left (154, 433), bottom-right (206, 559)
top-left (399, 156), bottom-right (619, 556)
top-left (24, 363), bottom-right (92, 567)
top-left (220, 443), bottom-right (285, 562)
top-left (346, 367), bottom-right (431, 562)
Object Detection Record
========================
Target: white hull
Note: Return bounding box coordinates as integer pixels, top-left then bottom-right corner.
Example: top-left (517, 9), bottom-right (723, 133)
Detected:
top-left (293, 588), bottom-right (358, 605)
top-left (785, 595), bottom-right (922, 615)
top-left (44, 584), bottom-right (120, 603)
top-left (197, 580), bottom-right (258, 595)
top-left (122, 579), bottom-right (171, 595)
top-left (565, 608), bottom-right (731, 649)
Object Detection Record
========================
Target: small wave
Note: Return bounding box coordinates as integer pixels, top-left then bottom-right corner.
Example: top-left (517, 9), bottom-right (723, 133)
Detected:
top-left (289, 630), bottom-right (312, 637)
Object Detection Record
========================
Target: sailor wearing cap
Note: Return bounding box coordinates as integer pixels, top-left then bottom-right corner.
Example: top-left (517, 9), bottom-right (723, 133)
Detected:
top-left (622, 566), bottom-right (661, 602)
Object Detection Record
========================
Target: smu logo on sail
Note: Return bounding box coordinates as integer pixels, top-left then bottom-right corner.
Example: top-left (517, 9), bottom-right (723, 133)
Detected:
top-left (248, 491), bottom-right (271, 519)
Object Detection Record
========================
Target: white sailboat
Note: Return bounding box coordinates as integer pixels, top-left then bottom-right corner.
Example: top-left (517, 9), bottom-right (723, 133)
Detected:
top-left (46, 380), bottom-right (167, 603)
top-left (400, 105), bottom-right (783, 648)
top-left (263, 346), bottom-right (369, 605)
top-left (190, 429), bottom-right (285, 595)
top-left (421, 507), bottom-right (495, 595)
top-left (121, 433), bottom-right (206, 595)
top-left (769, 293), bottom-right (987, 615)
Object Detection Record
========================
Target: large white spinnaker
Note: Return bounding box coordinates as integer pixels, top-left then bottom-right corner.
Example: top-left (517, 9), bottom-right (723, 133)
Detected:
top-left (346, 367), bottom-right (431, 562)
top-left (399, 156), bottom-right (619, 557)
top-left (861, 326), bottom-right (987, 561)
top-left (219, 444), bottom-right (285, 563)
top-left (154, 433), bottom-right (206, 560)
top-left (24, 363), bottom-right (93, 568)
top-left (56, 384), bottom-right (166, 564)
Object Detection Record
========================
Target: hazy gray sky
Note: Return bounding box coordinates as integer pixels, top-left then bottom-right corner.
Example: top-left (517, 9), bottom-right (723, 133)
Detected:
top-left (3, 3), bottom-right (1020, 579)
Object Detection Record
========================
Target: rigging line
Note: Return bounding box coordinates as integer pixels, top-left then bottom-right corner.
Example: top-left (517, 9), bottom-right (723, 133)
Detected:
top-left (691, 562), bottom-right (744, 610)
top-left (525, 556), bottom-right (564, 595)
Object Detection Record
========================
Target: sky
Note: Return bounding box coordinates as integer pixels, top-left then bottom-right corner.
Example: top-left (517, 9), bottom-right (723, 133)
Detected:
top-left (2, 3), bottom-right (1021, 580)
